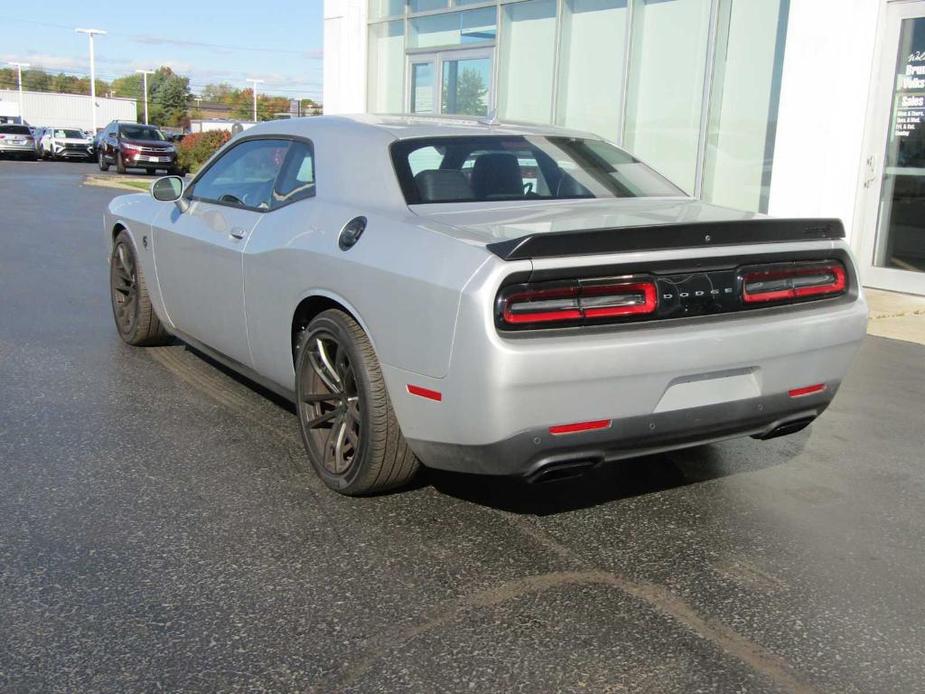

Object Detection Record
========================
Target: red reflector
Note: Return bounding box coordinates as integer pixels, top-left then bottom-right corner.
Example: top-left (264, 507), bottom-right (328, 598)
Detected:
top-left (549, 419), bottom-right (612, 435)
top-left (407, 384), bottom-right (442, 401)
top-left (788, 383), bottom-right (826, 398)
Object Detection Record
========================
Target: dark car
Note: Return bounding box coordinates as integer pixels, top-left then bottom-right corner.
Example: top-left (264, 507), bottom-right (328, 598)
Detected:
top-left (0, 124), bottom-right (37, 161)
top-left (97, 121), bottom-right (180, 175)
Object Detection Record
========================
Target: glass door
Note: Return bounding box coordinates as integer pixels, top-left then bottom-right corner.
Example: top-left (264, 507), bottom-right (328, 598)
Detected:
top-left (858, 2), bottom-right (925, 294)
top-left (407, 48), bottom-right (494, 116)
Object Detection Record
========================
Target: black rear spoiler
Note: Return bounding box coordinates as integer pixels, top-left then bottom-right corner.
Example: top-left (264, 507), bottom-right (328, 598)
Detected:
top-left (485, 218), bottom-right (845, 261)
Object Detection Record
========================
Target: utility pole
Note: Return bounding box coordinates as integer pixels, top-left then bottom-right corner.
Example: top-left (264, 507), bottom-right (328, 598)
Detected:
top-left (246, 79), bottom-right (263, 122)
top-left (76, 28), bottom-right (107, 134)
top-left (7, 62), bottom-right (29, 124)
top-left (135, 69), bottom-right (154, 124)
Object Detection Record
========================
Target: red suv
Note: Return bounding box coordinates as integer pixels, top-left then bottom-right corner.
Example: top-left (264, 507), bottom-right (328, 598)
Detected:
top-left (97, 121), bottom-right (180, 175)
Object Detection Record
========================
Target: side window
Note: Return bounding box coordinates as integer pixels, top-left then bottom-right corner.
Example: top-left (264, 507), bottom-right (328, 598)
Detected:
top-left (273, 140), bottom-right (315, 208)
top-left (192, 139), bottom-right (291, 211)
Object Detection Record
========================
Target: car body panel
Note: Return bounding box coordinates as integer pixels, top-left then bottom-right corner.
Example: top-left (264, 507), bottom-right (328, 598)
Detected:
top-left (103, 115), bottom-right (869, 478)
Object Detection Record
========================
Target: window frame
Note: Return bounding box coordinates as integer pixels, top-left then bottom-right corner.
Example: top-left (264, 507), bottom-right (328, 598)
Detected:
top-left (185, 134), bottom-right (317, 214)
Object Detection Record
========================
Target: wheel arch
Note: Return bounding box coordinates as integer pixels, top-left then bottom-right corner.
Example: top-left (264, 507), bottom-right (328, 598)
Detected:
top-left (290, 291), bottom-right (379, 366)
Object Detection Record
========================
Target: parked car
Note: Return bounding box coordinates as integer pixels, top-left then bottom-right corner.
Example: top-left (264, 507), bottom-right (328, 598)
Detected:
top-left (40, 127), bottom-right (95, 161)
top-left (0, 124), bottom-right (37, 160)
top-left (32, 127), bottom-right (46, 157)
top-left (97, 121), bottom-right (179, 175)
top-left (103, 115), bottom-right (869, 495)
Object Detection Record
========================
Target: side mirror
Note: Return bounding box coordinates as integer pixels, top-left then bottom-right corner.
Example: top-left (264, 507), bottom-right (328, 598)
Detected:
top-left (151, 175), bottom-right (184, 202)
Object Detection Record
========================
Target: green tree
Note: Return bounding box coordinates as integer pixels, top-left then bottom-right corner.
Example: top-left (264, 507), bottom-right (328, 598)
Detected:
top-left (441, 68), bottom-right (487, 116)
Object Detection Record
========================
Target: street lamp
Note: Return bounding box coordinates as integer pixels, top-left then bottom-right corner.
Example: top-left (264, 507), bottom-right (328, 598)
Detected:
top-left (246, 78), bottom-right (263, 122)
top-left (135, 69), bottom-right (154, 124)
top-left (7, 62), bottom-right (29, 124)
top-left (75, 28), bottom-right (107, 134)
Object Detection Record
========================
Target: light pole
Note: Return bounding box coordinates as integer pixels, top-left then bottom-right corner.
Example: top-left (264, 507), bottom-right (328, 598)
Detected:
top-left (246, 79), bottom-right (263, 122)
top-left (7, 62), bottom-right (29, 123)
top-left (76, 28), bottom-right (107, 134)
top-left (135, 69), bottom-right (154, 124)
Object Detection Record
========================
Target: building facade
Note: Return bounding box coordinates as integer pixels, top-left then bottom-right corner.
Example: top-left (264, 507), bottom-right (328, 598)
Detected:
top-left (0, 90), bottom-right (137, 132)
top-left (324, 0), bottom-right (925, 295)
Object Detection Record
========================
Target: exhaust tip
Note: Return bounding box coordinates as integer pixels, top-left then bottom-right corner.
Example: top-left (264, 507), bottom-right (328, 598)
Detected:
top-left (526, 456), bottom-right (602, 484)
top-left (752, 416), bottom-right (816, 441)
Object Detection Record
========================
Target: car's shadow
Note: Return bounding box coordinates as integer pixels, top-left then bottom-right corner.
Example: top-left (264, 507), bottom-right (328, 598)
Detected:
top-left (179, 341), bottom-right (807, 516)
top-left (420, 436), bottom-right (807, 515)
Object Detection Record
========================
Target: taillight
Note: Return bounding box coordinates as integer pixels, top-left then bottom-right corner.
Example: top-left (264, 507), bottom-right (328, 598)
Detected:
top-left (740, 260), bottom-right (847, 304)
top-left (499, 277), bottom-right (657, 328)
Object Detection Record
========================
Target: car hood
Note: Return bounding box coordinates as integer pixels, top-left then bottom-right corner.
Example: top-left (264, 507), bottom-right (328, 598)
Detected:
top-left (121, 139), bottom-right (173, 148)
top-left (54, 137), bottom-right (92, 144)
top-left (410, 197), bottom-right (762, 245)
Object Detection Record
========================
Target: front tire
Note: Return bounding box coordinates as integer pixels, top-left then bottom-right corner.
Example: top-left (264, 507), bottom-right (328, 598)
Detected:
top-left (98, 151), bottom-right (109, 171)
top-left (115, 152), bottom-right (126, 174)
top-left (295, 310), bottom-right (419, 495)
top-left (110, 231), bottom-right (169, 346)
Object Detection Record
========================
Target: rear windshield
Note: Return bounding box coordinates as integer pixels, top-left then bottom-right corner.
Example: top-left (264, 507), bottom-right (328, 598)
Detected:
top-left (118, 125), bottom-right (166, 141)
top-left (0, 125), bottom-right (31, 135)
top-left (391, 135), bottom-right (684, 204)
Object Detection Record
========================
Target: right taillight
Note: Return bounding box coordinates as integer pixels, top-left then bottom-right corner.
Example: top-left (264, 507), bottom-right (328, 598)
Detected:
top-left (740, 260), bottom-right (847, 304)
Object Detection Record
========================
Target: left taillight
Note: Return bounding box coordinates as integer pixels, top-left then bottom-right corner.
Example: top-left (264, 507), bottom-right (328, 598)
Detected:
top-left (499, 277), bottom-right (657, 328)
top-left (740, 260), bottom-right (847, 304)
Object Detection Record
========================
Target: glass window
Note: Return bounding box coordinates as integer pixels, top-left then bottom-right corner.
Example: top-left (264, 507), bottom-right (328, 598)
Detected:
top-left (410, 62), bottom-right (436, 112)
top-left (391, 135), bottom-right (684, 203)
top-left (702, 0), bottom-right (788, 212)
top-left (368, 20), bottom-right (405, 112)
top-left (623, 0), bottom-right (712, 193)
top-left (273, 141), bottom-right (315, 207)
top-left (369, 0), bottom-right (404, 20)
top-left (118, 124), bottom-right (167, 141)
top-left (53, 129), bottom-right (85, 139)
top-left (409, 7), bottom-right (496, 48)
top-left (193, 139), bottom-right (290, 211)
top-left (499, 0), bottom-right (557, 123)
top-left (874, 16), bottom-right (925, 273)
top-left (442, 56), bottom-right (491, 116)
top-left (408, 0), bottom-right (447, 12)
top-left (556, 0), bottom-right (628, 140)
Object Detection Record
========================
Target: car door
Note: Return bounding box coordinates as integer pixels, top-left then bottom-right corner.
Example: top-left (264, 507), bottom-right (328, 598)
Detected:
top-left (153, 137), bottom-right (292, 367)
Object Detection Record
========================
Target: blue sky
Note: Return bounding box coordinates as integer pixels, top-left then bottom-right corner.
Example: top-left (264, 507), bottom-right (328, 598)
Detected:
top-left (1, 1), bottom-right (324, 100)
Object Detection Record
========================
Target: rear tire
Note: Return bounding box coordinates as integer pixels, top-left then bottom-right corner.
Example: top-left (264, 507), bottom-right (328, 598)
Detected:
top-left (115, 152), bottom-right (126, 174)
top-left (295, 310), bottom-right (420, 495)
top-left (98, 151), bottom-right (109, 171)
top-left (110, 231), bottom-right (169, 346)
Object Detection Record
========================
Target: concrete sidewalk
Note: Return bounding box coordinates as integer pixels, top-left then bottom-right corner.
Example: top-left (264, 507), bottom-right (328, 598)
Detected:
top-left (866, 288), bottom-right (925, 346)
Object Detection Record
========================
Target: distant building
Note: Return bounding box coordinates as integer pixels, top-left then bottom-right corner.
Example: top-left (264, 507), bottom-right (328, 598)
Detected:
top-left (190, 119), bottom-right (257, 134)
top-left (0, 89), bottom-right (136, 130)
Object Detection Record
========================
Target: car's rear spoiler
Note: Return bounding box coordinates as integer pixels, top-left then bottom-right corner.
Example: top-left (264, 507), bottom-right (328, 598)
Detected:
top-left (485, 218), bottom-right (845, 261)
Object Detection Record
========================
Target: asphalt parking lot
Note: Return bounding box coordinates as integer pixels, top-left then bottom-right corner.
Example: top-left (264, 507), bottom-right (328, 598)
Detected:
top-left (2, 159), bottom-right (924, 693)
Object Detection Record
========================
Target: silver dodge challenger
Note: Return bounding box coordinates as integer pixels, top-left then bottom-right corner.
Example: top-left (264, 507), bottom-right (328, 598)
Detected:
top-left (105, 115), bottom-right (869, 495)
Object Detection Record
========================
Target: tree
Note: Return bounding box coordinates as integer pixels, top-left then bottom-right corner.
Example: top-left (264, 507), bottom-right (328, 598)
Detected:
top-left (442, 68), bottom-right (487, 116)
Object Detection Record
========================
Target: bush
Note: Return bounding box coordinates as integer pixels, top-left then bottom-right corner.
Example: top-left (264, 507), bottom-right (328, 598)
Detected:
top-left (177, 130), bottom-right (231, 174)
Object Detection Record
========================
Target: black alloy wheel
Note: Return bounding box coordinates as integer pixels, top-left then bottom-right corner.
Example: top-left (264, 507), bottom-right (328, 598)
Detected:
top-left (295, 310), bottom-right (419, 495)
top-left (299, 328), bottom-right (363, 478)
top-left (109, 231), bottom-right (168, 346)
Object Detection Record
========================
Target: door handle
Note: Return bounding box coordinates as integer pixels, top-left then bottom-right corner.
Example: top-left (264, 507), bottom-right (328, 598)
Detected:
top-left (229, 227), bottom-right (247, 240)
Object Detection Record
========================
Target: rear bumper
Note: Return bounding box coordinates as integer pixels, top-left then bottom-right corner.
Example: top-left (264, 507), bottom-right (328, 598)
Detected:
top-left (408, 388), bottom-right (831, 478)
top-left (0, 143), bottom-right (35, 155)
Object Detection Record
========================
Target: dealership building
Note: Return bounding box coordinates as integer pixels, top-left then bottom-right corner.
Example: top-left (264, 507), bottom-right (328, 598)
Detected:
top-left (0, 90), bottom-right (137, 131)
top-left (324, 0), bottom-right (925, 296)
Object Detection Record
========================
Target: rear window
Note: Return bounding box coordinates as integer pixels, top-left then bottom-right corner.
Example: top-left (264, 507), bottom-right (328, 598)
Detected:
top-left (0, 125), bottom-right (31, 135)
top-left (391, 135), bottom-right (684, 204)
